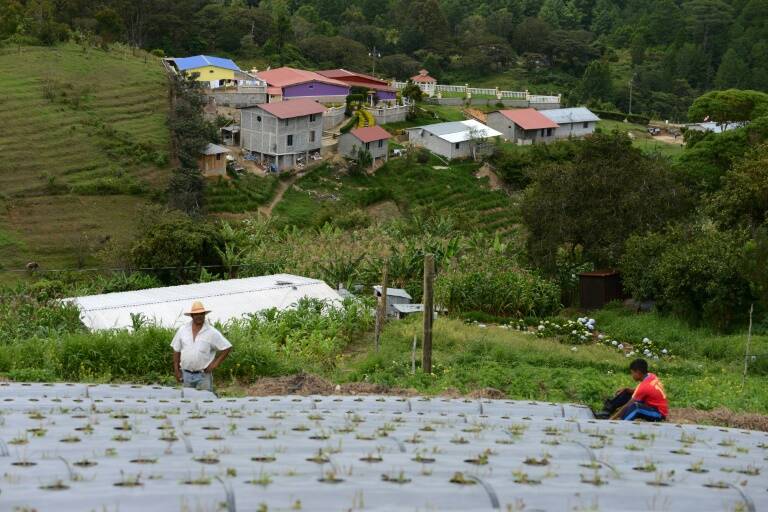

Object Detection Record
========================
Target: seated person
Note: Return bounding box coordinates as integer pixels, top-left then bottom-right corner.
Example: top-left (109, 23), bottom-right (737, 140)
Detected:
top-left (596, 358), bottom-right (668, 421)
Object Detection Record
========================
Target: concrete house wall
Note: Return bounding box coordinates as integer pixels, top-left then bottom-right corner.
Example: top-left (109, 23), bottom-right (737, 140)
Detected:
top-left (241, 107), bottom-right (324, 171)
top-left (408, 129), bottom-right (494, 159)
top-left (338, 133), bottom-right (389, 161)
top-left (486, 112), bottom-right (557, 144)
top-left (552, 121), bottom-right (596, 139)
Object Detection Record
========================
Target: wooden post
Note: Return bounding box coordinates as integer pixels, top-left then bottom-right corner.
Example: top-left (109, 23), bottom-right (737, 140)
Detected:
top-left (374, 262), bottom-right (389, 352)
top-left (742, 303), bottom-right (754, 388)
top-left (422, 254), bottom-right (435, 374)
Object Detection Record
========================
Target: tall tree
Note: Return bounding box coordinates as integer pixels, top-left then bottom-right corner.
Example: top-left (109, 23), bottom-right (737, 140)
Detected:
top-left (714, 49), bottom-right (751, 89)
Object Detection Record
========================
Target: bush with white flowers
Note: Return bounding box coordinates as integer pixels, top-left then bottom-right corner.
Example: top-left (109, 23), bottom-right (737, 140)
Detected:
top-left (533, 316), bottom-right (671, 358)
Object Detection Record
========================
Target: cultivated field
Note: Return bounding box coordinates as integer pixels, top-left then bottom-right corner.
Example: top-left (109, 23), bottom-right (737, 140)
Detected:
top-left (0, 44), bottom-right (169, 273)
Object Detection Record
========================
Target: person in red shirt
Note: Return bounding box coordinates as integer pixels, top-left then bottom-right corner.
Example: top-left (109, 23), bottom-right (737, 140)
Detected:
top-left (612, 358), bottom-right (668, 421)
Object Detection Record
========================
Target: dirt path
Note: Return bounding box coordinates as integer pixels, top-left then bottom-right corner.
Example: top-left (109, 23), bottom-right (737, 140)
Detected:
top-left (258, 175), bottom-right (297, 217)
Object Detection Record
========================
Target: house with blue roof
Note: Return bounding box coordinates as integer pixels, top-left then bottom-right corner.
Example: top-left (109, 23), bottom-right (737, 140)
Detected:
top-left (170, 55), bottom-right (249, 89)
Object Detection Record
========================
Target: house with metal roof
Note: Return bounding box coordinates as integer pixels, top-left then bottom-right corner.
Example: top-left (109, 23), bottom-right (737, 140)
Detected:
top-left (256, 67), bottom-right (351, 103)
top-left (374, 285), bottom-right (413, 317)
top-left (539, 107), bottom-right (600, 139)
top-left (240, 99), bottom-right (326, 172)
top-left (339, 126), bottom-right (391, 163)
top-left (487, 108), bottom-right (560, 144)
top-left (198, 143), bottom-right (230, 177)
top-left (406, 119), bottom-right (502, 159)
top-left (317, 69), bottom-right (397, 103)
top-left (169, 55), bottom-right (243, 89)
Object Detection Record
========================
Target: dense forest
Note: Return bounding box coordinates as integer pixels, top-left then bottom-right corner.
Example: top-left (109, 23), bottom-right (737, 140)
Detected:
top-left (1, 0), bottom-right (766, 119)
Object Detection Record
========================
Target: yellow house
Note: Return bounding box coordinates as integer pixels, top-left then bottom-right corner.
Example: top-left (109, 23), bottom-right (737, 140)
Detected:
top-left (171, 55), bottom-right (241, 88)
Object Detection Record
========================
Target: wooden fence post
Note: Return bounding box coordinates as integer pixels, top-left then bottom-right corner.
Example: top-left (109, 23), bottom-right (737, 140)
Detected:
top-left (374, 262), bottom-right (389, 352)
top-left (422, 254), bottom-right (435, 374)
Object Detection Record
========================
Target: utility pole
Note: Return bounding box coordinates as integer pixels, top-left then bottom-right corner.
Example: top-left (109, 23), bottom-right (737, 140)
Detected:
top-left (369, 47), bottom-right (381, 76)
top-left (422, 254), bottom-right (435, 374)
top-left (628, 73), bottom-right (636, 116)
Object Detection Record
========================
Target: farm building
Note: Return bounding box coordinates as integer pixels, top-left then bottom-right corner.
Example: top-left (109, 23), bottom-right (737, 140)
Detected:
top-left (317, 69), bottom-right (397, 103)
top-left (339, 126), bottom-right (391, 163)
top-left (374, 285), bottom-right (413, 317)
top-left (256, 67), bottom-right (351, 103)
top-left (169, 55), bottom-right (242, 88)
top-left (198, 143), bottom-right (229, 177)
top-left (65, 274), bottom-right (342, 331)
top-left (540, 107), bottom-right (600, 139)
top-left (406, 119), bottom-right (501, 159)
top-left (486, 108), bottom-right (559, 144)
top-left (240, 99), bottom-right (325, 172)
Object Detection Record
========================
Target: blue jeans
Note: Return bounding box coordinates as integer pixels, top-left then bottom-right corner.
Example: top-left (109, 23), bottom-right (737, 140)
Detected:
top-left (621, 401), bottom-right (664, 421)
top-left (182, 369), bottom-right (213, 392)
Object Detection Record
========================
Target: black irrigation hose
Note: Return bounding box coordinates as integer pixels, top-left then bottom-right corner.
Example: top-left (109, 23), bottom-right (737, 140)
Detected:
top-left (728, 483), bottom-right (756, 512)
top-left (216, 476), bottom-right (237, 512)
top-left (466, 475), bottom-right (500, 510)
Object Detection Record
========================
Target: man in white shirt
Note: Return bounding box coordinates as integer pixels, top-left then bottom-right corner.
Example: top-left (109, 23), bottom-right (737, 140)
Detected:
top-left (170, 301), bottom-right (232, 392)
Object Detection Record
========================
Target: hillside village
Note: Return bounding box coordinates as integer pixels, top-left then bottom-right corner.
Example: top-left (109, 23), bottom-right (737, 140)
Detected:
top-left (163, 53), bottom-right (618, 176)
top-left (1, 1), bottom-right (768, 509)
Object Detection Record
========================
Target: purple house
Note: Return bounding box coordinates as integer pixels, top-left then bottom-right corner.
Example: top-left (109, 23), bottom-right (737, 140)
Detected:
top-left (317, 69), bottom-right (397, 104)
top-left (256, 67), bottom-right (350, 103)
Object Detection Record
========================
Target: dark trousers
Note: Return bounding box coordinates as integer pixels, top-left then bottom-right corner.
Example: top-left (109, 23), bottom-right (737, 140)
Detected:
top-left (601, 389), bottom-right (663, 421)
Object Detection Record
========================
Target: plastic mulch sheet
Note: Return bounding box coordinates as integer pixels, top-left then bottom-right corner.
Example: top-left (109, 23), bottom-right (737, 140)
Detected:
top-left (0, 382), bottom-right (765, 511)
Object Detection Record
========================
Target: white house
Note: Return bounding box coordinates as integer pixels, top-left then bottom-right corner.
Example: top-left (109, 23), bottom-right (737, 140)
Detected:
top-left (539, 107), bottom-right (600, 139)
top-left (406, 119), bottom-right (502, 159)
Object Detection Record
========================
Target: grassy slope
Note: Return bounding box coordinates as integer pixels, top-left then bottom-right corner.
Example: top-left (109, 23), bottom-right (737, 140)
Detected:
top-left (272, 159), bottom-right (521, 233)
top-left (597, 119), bottom-right (683, 159)
top-left (337, 317), bottom-right (768, 414)
top-left (0, 44), bottom-right (169, 274)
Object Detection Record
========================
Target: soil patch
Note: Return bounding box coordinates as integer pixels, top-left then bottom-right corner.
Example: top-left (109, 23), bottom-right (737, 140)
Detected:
top-left (475, 164), bottom-right (504, 191)
top-left (246, 373), bottom-right (417, 396)
top-left (669, 407), bottom-right (768, 432)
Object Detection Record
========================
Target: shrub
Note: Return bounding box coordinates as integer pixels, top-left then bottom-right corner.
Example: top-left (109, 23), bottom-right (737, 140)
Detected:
top-left (622, 224), bottom-right (755, 331)
top-left (435, 265), bottom-right (561, 318)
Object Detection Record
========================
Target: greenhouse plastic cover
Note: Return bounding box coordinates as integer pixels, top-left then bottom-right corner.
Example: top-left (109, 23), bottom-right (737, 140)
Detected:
top-left (1, 383), bottom-right (766, 511)
top-left (64, 274), bottom-right (343, 330)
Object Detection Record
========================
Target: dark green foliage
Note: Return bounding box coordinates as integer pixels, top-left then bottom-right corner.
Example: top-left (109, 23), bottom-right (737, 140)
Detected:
top-left (522, 132), bottom-right (690, 271)
top-left (688, 89), bottom-right (768, 124)
top-left (128, 208), bottom-right (225, 284)
top-left (621, 225), bottom-right (754, 331)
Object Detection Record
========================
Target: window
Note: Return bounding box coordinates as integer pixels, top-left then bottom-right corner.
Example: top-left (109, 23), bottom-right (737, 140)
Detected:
top-left (309, 114), bottom-right (316, 122)
top-left (308, 84), bottom-right (314, 89)
top-left (378, 140), bottom-right (383, 148)
top-left (216, 153), bottom-right (221, 160)
top-left (257, 115), bottom-right (261, 122)
top-left (540, 129), bottom-right (546, 137)
top-left (365, 142), bottom-right (371, 150)
top-left (583, 122), bottom-right (589, 128)
top-left (455, 142), bottom-right (460, 149)
top-left (209, 69), bottom-right (214, 73)
top-left (546, 128), bottom-right (553, 136)
top-left (309, 131), bottom-right (316, 143)
top-left (287, 134), bottom-right (294, 147)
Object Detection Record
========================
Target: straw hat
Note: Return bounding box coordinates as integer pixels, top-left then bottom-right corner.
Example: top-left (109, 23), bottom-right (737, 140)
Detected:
top-left (184, 301), bottom-right (211, 316)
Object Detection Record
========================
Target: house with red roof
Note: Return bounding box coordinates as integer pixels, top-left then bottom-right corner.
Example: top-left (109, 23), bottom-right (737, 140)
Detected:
top-left (255, 67), bottom-right (351, 103)
top-left (338, 125), bottom-right (391, 163)
top-left (317, 69), bottom-right (397, 103)
top-left (486, 108), bottom-right (560, 144)
top-left (240, 99), bottom-right (326, 171)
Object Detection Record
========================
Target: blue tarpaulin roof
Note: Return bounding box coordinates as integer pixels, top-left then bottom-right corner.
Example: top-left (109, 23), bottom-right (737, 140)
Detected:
top-left (173, 55), bottom-right (240, 72)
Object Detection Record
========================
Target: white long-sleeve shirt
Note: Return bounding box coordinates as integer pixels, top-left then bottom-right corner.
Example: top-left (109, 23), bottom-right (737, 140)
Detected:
top-left (170, 321), bottom-right (232, 372)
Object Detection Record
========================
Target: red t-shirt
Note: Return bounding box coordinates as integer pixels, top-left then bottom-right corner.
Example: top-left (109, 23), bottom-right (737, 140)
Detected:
top-left (632, 373), bottom-right (669, 417)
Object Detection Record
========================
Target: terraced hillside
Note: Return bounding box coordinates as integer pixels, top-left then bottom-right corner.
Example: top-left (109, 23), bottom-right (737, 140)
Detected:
top-left (272, 159), bottom-right (521, 233)
top-left (0, 44), bottom-right (169, 274)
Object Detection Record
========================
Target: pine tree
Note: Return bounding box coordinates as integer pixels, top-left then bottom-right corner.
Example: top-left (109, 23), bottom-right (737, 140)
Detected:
top-left (714, 48), bottom-right (751, 89)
